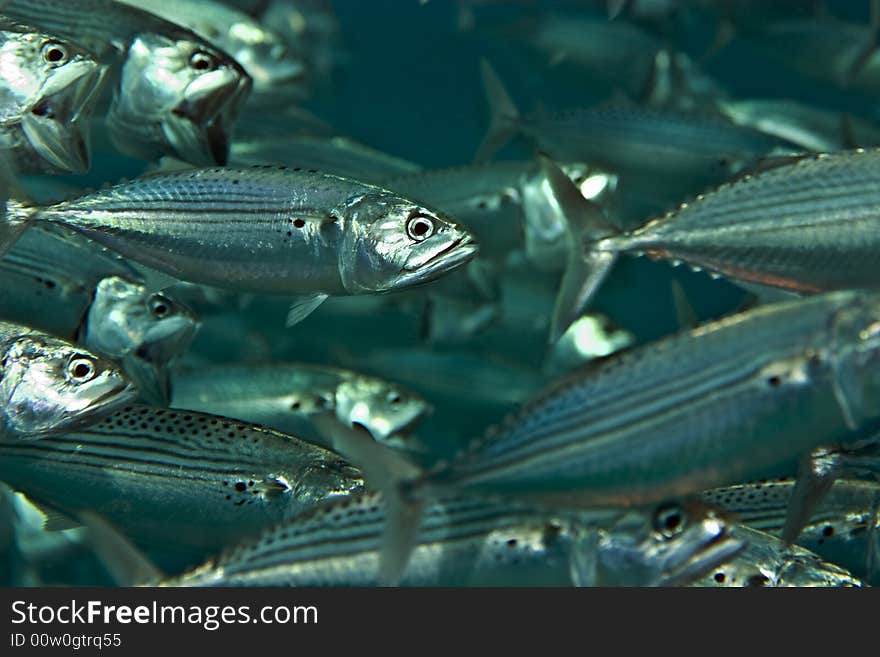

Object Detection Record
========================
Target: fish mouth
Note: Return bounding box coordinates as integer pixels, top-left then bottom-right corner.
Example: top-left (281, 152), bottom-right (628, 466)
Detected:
top-left (660, 526), bottom-right (746, 587)
top-left (397, 236), bottom-right (479, 288)
top-left (163, 72), bottom-right (251, 166)
top-left (20, 61), bottom-right (108, 173)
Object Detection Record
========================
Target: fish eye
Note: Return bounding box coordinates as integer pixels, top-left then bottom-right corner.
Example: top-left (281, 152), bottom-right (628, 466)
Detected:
top-left (653, 504), bottom-right (687, 538)
top-left (406, 212), bottom-right (435, 241)
top-left (67, 356), bottom-right (96, 383)
top-left (41, 41), bottom-right (69, 66)
top-left (148, 294), bottom-right (173, 319)
top-left (189, 51), bottom-right (217, 71)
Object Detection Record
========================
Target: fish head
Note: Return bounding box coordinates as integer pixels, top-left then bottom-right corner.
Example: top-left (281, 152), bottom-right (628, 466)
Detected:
top-left (333, 375), bottom-right (431, 447)
top-left (223, 21), bottom-right (308, 95)
top-left (0, 28), bottom-right (108, 173)
top-left (82, 277), bottom-right (199, 406)
top-left (0, 334), bottom-right (136, 439)
top-left (590, 501), bottom-right (744, 586)
top-left (339, 192), bottom-right (478, 293)
top-left (107, 32), bottom-right (251, 165)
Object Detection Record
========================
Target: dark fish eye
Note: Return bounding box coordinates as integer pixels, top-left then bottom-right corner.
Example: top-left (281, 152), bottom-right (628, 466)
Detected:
top-left (189, 51), bottom-right (217, 71)
top-left (406, 212), bottom-right (435, 241)
top-left (41, 41), bottom-right (69, 66)
top-left (148, 294), bottom-right (173, 319)
top-left (653, 504), bottom-right (687, 538)
top-left (67, 356), bottom-right (96, 383)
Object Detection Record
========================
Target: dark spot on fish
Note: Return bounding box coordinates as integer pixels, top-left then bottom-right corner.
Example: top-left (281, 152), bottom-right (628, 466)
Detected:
top-left (235, 500), bottom-right (246, 506)
top-left (30, 99), bottom-right (53, 118)
top-left (235, 482), bottom-right (246, 492)
top-left (286, 231), bottom-right (292, 237)
top-left (232, 179), bottom-right (239, 185)
top-left (506, 539), bottom-right (518, 548)
top-left (293, 219), bottom-right (305, 228)
top-left (823, 525), bottom-right (835, 537)
top-left (225, 495), bottom-right (231, 500)
top-left (476, 200), bottom-right (488, 210)
top-left (767, 375), bottom-right (782, 387)
top-left (714, 572), bottom-right (726, 583)
top-left (293, 167), bottom-right (301, 171)
top-left (222, 481), bottom-right (228, 487)
top-left (746, 574), bottom-right (769, 587)
top-left (308, 169), bottom-right (317, 173)
top-left (290, 401), bottom-right (301, 411)
top-left (248, 481), bottom-right (254, 487)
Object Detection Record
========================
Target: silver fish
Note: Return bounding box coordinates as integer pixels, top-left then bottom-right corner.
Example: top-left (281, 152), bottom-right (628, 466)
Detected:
top-left (0, 0), bottom-right (253, 165)
top-left (0, 321), bottom-right (136, 439)
top-left (695, 525), bottom-right (863, 587)
top-left (0, 167), bottom-right (478, 317)
top-left (0, 228), bottom-right (198, 404)
top-left (115, 0), bottom-right (306, 100)
top-left (701, 478), bottom-right (880, 584)
top-left (715, 98), bottom-right (880, 153)
top-left (166, 494), bottom-right (741, 587)
top-left (84, 276), bottom-right (198, 405)
top-left (170, 363), bottom-right (430, 455)
top-left (0, 18), bottom-right (107, 173)
top-left (0, 405), bottom-right (363, 560)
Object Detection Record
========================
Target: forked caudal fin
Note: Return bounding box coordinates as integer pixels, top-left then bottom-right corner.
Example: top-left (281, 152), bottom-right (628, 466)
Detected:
top-left (474, 59), bottom-right (521, 163)
top-left (537, 154), bottom-right (621, 344)
top-left (311, 414), bottom-right (426, 586)
top-left (0, 155), bottom-right (37, 256)
top-left (781, 447), bottom-right (841, 546)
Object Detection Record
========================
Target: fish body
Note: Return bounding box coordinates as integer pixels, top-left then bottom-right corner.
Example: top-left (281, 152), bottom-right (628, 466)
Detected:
top-left (169, 493), bottom-right (741, 587)
top-left (3, 166), bottom-right (477, 296)
top-left (416, 292), bottom-right (880, 506)
top-left (170, 363), bottom-right (429, 454)
top-left (602, 150), bottom-right (880, 295)
top-left (0, 405), bottom-right (363, 557)
top-left (696, 525), bottom-right (863, 587)
top-left (0, 18), bottom-right (107, 173)
top-left (701, 478), bottom-right (880, 584)
top-left (0, 0), bottom-right (253, 165)
top-left (0, 321), bottom-right (136, 439)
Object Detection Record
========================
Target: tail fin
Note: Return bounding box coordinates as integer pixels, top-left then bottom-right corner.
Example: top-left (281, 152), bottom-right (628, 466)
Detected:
top-left (538, 154), bottom-right (621, 344)
top-left (79, 510), bottom-right (164, 586)
top-left (474, 59), bottom-right (521, 163)
top-left (0, 155), bottom-right (36, 255)
top-left (312, 415), bottom-right (425, 585)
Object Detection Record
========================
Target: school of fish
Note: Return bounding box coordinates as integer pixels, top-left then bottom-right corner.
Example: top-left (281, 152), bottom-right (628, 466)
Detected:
top-left (4, 0), bottom-right (880, 587)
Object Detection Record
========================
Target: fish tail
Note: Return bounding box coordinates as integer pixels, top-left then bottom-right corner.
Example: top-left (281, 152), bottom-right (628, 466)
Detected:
top-left (537, 154), bottom-right (621, 344)
top-left (0, 156), bottom-right (37, 255)
top-left (474, 58), bottom-right (521, 163)
top-left (311, 415), bottom-right (427, 585)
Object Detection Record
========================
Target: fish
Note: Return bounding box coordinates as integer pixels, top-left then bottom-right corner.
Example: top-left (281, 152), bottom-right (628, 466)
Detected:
top-left (333, 291), bottom-right (880, 582)
top-left (155, 494), bottom-right (742, 587)
top-left (0, 321), bottom-right (137, 439)
top-left (0, 0), bottom-right (253, 165)
top-left (695, 525), bottom-right (863, 587)
top-left (0, 227), bottom-right (198, 404)
top-left (169, 363), bottom-right (430, 455)
top-left (701, 478), bottom-right (880, 584)
top-left (115, 0), bottom-right (307, 101)
top-left (83, 276), bottom-right (198, 406)
top-left (546, 149), bottom-right (880, 338)
top-left (383, 159), bottom-right (619, 267)
top-left (0, 405), bottom-right (363, 564)
top-left (0, 166), bottom-right (478, 323)
top-left (715, 98), bottom-right (880, 152)
top-left (0, 18), bottom-right (107, 173)
top-left (474, 60), bottom-right (799, 204)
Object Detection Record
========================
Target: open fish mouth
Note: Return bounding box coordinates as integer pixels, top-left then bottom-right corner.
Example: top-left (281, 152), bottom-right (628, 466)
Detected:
top-left (163, 72), bottom-right (251, 166)
top-left (20, 61), bottom-right (108, 173)
top-left (397, 236), bottom-right (479, 288)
